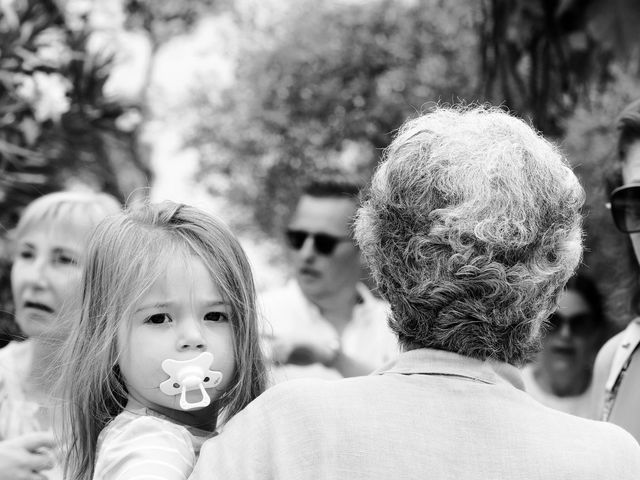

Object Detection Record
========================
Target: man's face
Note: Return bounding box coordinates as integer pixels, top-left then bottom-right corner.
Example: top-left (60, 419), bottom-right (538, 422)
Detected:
top-left (622, 141), bottom-right (640, 262)
top-left (286, 195), bottom-right (361, 302)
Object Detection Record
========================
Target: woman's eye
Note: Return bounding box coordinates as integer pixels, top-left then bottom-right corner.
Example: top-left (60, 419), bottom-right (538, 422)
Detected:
top-left (18, 250), bottom-right (33, 260)
top-left (56, 255), bottom-right (77, 265)
top-left (145, 313), bottom-right (171, 324)
top-left (204, 311), bottom-right (228, 322)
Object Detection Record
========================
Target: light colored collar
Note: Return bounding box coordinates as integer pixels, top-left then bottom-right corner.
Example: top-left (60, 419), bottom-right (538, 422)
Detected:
top-left (376, 348), bottom-right (525, 391)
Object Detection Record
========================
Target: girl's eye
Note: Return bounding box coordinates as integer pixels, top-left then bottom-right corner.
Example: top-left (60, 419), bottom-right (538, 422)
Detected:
top-left (145, 313), bottom-right (171, 324)
top-left (204, 311), bottom-right (228, 322)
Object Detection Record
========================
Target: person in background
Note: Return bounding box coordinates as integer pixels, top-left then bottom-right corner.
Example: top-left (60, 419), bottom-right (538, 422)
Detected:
top-left (0, 191), bottom-right (121, 480)
top-left (590, 98), bottom-right (640, 441)
top-left (260, 175), bottom-right (396, 383)
top-left (190, 105), bottom-right (640, 480)
top-left (522, 272), bottom-right (606, 417)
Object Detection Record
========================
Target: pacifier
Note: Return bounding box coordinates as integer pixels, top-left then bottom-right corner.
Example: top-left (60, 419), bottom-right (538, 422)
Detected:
top-left (159, 352), bottom-right (223, 411)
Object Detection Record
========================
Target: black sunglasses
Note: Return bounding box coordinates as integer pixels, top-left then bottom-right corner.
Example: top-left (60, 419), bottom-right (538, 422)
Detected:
top-left (285, 229), bottom-right (350, 255)
top-left (546, 312), bottom-right (596, 337)
top-left (608, 185), bottom-right (640, 233)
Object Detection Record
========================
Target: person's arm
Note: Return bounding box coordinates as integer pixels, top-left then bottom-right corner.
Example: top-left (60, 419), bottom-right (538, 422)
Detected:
top-left (96, 417), bottom-right (195, 480)
top-left (0, 432), bottom-right (55, 480)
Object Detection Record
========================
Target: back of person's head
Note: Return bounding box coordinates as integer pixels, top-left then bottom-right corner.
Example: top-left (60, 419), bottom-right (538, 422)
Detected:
top-left (12, 190), bottom-right (121, 242)
top-left (355, 105), bottom-right (584, 366)
top-left (60, 201), bottom-right (266, 480)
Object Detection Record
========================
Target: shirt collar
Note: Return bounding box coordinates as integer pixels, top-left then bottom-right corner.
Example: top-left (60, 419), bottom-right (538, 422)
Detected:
top-left (375, 348), bottom-right (525, 391)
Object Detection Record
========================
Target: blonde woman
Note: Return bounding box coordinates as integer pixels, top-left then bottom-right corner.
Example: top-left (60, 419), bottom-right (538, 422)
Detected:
top-left (1, 191), bottom-right (120, 479)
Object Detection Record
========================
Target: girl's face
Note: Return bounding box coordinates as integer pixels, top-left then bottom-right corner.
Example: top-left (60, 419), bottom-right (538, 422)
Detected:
top-left (118, 254), bottom-right (236, 427)
top-left (11, 220), bottom-right (88, 340)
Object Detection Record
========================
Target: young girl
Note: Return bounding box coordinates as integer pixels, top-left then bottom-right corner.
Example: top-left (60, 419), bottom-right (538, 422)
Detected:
top-left (58, 201), bottom-right (267, 480)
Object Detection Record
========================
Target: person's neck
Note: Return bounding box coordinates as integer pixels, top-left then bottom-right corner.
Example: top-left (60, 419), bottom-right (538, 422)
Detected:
top-left (24, 336), bottom-right (60, 397)
top-left (307, 285), bottom-right (360, 333)
top-left (533, 365), bottom-right (591, 397)
top-left (126, 396), bottom-right (219, 433)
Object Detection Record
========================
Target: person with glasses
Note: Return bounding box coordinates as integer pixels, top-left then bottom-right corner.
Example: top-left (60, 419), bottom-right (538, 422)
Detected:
top-left (260, 175), bottom-right (397, 383)
top-left (589, 98), bottom-right (640, 441)
top-left (522, 273), bottom-right (607, 417)
top-left (190, 105), bottom-right (640, 480)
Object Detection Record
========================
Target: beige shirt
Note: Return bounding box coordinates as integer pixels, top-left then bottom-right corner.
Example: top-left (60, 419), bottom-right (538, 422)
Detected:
top-left (190, 348), bottom-right (640, 480)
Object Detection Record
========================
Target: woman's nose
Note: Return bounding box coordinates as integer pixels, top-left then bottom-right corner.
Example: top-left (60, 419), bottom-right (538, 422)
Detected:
top-left (177, 319), bottom-right (206, 351)
top-left (557, 320), bottom-right (572, 339)
top-left (20, 258), bottom-right (48, 289)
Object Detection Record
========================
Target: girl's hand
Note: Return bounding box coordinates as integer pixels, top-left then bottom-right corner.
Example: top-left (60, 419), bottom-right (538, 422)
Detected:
top-left (0, 432), bottom-right (55, 480)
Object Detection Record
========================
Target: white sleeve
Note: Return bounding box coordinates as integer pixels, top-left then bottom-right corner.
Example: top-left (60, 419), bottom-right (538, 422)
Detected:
top-left (94, 416), bottom-right (195, 480)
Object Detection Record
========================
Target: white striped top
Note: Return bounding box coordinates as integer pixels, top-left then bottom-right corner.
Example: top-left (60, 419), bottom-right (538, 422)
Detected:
top-left (93, 409), bottom-right (213, 480)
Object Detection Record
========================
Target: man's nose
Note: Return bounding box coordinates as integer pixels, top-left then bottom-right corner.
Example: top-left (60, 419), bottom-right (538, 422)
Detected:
top-left (177, 318), bottom-right (207, 351)
top-left (298, 235), bottom-right (316, 260)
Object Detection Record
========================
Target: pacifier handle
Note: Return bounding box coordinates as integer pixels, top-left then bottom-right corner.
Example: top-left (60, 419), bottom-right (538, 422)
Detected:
top-left (179, 381), bottom-right (211, 410)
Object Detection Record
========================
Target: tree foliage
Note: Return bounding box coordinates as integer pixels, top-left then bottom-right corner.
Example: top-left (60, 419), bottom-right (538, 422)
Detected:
top-left (0, 0), bottom-right (150, 228)
top-left (190, 0), bottom-right (480, 235)
top-left (124, 0), bottom-right (227, 46)
top-left (0, 0), bottom-right (151, 344)
top-left (479, 0), bottom-right (640, 137)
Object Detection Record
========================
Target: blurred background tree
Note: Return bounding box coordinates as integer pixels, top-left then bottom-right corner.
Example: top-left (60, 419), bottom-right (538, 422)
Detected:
top-left (189, 0), bottom-right (480, 238)
top-left (2, 0), bottom-right (640, 333)
top-left (0, 0), bottom-right (151, 344)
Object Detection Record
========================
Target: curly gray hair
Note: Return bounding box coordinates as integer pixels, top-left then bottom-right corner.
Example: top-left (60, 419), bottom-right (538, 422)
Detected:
top-left (355, 105), bottom-right (584, 365)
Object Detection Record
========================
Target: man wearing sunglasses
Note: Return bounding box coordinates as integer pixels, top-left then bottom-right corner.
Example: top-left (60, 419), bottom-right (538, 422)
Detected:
top-left (260, 175), bottom-right (397, 383)
top-left (590, 98), bottom-right (640, 443)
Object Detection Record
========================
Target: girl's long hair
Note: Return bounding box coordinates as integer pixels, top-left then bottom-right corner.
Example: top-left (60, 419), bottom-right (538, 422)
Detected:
top-left (57, 201), bottom-right (267, 480)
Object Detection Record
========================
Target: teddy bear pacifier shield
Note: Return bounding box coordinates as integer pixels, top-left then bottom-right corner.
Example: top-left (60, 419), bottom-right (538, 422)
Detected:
top-left (159, 352), bottom-right (223, 411)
